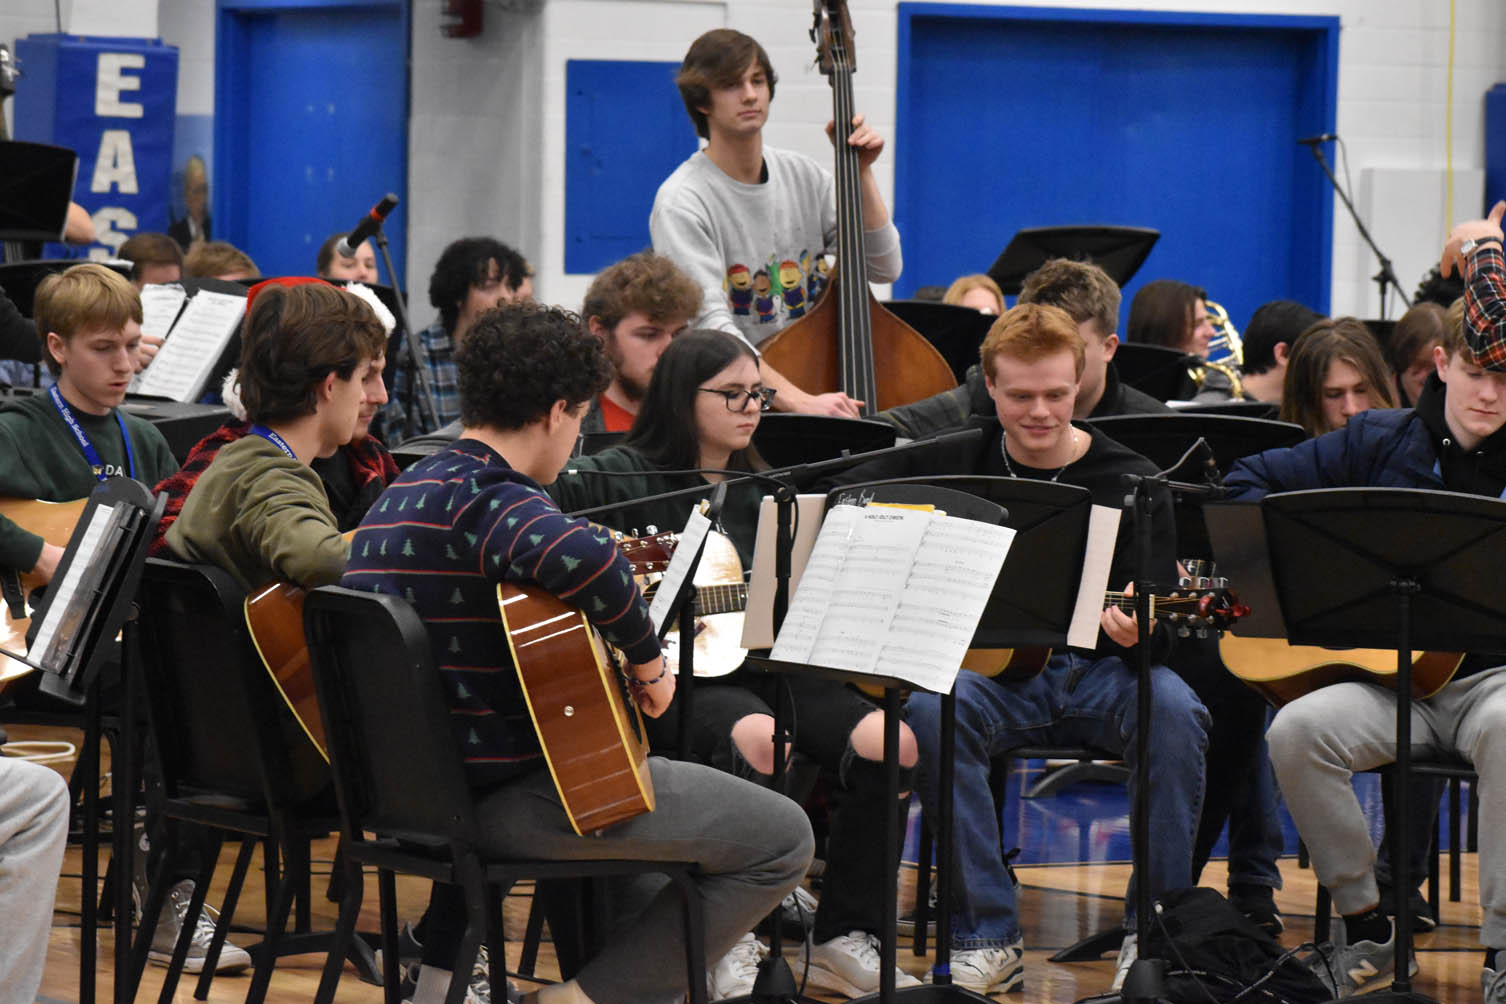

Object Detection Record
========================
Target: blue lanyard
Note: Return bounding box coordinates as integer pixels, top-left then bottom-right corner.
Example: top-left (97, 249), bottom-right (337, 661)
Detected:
top-left (249, 424), bottom-right (298, 460)
top-left (48, 384), bottom-right (134, 482)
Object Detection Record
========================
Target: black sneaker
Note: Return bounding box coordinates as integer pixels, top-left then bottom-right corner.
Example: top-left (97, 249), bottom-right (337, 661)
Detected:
top-left (1229, 884), bottom-right (1284, 937)
top-left (1378, 884), bottom-right (1438, 933)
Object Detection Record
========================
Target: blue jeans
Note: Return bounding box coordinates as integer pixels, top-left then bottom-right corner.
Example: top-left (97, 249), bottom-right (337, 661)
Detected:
top-left (907, 653), bottom-right (1209, 948)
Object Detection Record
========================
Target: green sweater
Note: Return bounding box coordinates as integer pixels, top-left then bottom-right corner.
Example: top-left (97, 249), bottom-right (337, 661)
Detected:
top-left (0, 393), bottom-right (178, 570)
top-left (164, 435), bottom-right (348, 591)
top-left (546, 445), bottom-right (764, 567)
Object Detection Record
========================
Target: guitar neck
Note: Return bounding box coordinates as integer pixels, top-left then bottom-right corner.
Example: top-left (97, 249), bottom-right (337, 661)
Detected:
top-left (694, 582), bottom-right (748, 616)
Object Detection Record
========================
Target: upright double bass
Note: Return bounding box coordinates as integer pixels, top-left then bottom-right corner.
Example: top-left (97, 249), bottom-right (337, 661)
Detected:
top-left (758, 0), bottom-right (957, 416)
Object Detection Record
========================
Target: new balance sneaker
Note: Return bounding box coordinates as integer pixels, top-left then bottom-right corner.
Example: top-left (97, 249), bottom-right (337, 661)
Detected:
top-left (803, 931), bottom-right (922, 997)
top-left (934, 942), bottom-right (1024, 994)
top-left (148, 879), bottom-right (252, 974)
top-left (708, 932), bottom-right (767, 1001)
top-left (1111, 932), bottom-right (1137, 992)
top-left (1484, 963), bottom-right (1506, 1003)
top-left (1306, 920), bottom-right (1417, 997)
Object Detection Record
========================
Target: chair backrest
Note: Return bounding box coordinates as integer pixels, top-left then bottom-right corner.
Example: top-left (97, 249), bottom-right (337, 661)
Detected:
top-left (135, 558), bottom-right (328, 807)
top-left (302, 585), bottom-right (481, 849)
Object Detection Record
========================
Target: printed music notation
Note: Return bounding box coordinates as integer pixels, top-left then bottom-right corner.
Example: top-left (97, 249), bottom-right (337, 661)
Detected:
top-left (770, 504), bottom-right (1015, 692)
top-left (131, 289), bottom-right (246, 401)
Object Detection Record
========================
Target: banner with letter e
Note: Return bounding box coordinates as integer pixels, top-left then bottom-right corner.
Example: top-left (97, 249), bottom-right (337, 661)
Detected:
top-left (13, 34), bottom-right (178, 259)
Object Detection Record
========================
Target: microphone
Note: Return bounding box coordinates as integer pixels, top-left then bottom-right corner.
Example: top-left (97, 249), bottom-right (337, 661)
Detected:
top-left (337, 193), bottom-right (400, 257)
top-left (1297, 133), bottom-right (1337, 146)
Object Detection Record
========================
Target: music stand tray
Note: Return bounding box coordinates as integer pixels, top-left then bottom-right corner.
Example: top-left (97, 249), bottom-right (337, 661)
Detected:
top-left (1262, 487), bottom-right (1506, 1003)
top-left (1106, 343), bottom-right (1198, 403)
top-left (0, 141), bottom-right (76, 243)
top-left (880, 301), bottom-right (993, 384)
top-left (987, 225), bottom-right (1159, 295)
top-left (753, 413), bottom-right (896, 471)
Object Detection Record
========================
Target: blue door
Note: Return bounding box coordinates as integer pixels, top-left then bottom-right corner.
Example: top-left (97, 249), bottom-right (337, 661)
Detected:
top-left (215, 0), bottom-right (409, 286)
top-left (894, 5), bottom-right (1338, 329)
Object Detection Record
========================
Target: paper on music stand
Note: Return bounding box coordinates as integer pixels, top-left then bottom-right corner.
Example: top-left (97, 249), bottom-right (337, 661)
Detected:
top-left (127, 284), bottom-right (189, 394)
top-left (27, 503), bottom-right (115, 671)
top-left (740, 493), bottom-right (828, 649)
top-left (648, 507), bottom-right (712, 635)
top-left (131, 289), bottom-right (246, 401)
top-left (771, 504), bottom-right (1015, 691)
top-left (1067, 505), bottom-right (1122, 649)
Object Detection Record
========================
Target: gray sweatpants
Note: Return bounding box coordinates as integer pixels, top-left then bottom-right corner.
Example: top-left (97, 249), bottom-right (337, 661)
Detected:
top-left (0, 757), bottom-right (70, 1004)
top-left (474, 756), bottom-right (814, 1004)
top-left (1267, 665), bottom-right (1506, 948)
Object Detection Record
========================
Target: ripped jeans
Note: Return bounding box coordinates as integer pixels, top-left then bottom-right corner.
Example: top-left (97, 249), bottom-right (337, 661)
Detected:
top-left (647, 670), bottom-right (912, 943)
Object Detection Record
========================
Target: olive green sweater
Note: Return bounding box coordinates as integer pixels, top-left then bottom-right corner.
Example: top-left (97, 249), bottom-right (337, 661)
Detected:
top-left (165, 435), bottom-right (348, 591)
top-left (0, 393), bottom-right (178, 571)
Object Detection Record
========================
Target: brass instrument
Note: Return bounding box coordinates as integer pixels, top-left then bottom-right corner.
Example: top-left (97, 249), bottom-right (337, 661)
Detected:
top-left (1189, 298), bottom-right (1245, 399)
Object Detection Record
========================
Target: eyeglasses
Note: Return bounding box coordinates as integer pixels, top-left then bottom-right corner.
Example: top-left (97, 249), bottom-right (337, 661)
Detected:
top-left (698, 387), bottom-right (777, 412)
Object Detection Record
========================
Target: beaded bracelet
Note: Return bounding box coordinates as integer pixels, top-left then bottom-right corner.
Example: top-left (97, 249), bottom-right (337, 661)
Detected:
top-left (625, 666), bottom-right (668, 687)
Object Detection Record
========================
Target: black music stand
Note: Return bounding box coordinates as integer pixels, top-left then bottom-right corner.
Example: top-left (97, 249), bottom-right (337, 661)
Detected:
top-left (1173, 400), bottom-right (1280, 420)
top-left (11, 478), bottom-right (165, 1003)
top-left (0, 259), bottom-right (132, 318)
top-left (753, 413), bottom-right (896, 471)
top-left (1089, 413), bottom-right (1305, 560)
top-left (880, 301), bottom-right (994, 383)
top-left (1262, 488), bottom-right (1506, 1003)
top-left (986, 226), bottom-right (1159, 296)
top-left (747, 480), bottom-right (1018, 1003)
top-left (0, 140), bottom-right (76, 244)
top-left (1108, 343), bottom-right (1198, 403)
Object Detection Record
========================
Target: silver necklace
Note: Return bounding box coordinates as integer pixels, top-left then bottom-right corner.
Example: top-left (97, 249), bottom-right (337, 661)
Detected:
top-left (1000, 428), bottom-right (1079, 482)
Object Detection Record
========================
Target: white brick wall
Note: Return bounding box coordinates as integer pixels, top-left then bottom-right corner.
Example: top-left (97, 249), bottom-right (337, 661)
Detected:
top-left (428, 0), bottom-right (1505, 319)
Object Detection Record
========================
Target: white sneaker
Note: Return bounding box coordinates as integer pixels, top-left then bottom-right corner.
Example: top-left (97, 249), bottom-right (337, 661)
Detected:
top-left (147, 879), bottom-right (252, 974)
top-left (1111, 932), bottom-right (1137, 992)
top-left (804, 931), bottom-right (922, 997)
top-left (943, 942), bottom-right (1024, 993)
top-left (708, 932), bottom-right (767, 1001)
top-left (780, 886), bottom-right (819, 932)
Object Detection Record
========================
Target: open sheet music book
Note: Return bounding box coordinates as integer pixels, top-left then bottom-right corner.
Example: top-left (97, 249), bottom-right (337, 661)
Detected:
top-left (128, 284), bottom-right (246, 401)
top-left (769, 504), bottom-right (1015, 693)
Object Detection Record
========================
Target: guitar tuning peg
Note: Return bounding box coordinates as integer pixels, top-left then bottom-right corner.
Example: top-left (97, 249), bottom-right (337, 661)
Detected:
top-left (1176, 625), bottom-right (1191, 638)
top-left (1177, 576), bottom-right (1191, 589)
top-left (1194, 626), bottom-right (1209, 639)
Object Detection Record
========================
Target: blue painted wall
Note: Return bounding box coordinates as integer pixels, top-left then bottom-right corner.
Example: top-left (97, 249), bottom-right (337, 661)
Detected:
top-left (565, 59), bottom-right (698, 275)
top-left (894, 5), bottom-right (1338, 332)
top-left (215, 0), bottom-right (409, 285)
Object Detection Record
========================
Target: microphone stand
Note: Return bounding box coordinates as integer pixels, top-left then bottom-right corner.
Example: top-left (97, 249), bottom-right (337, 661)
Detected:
top-left (1305, 141), bottom-right (1412, 319)
top-left (369, 224), bottom-right (441, 439)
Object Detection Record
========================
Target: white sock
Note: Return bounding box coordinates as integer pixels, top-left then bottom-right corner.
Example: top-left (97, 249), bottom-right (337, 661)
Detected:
top-left (413, 965), bottom-right (454, 1004)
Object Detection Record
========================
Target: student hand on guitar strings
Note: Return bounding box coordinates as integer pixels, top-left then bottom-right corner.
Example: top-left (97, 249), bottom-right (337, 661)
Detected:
top-left (629, 655), bottom-right (676, 718)
top-left (1101, 581), bottom-right (1156, 649)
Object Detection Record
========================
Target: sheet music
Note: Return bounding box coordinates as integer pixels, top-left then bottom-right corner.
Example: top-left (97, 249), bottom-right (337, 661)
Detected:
top-left (804, 506), bottom-right (934, 672)
top-left (127, 285), bottom-right (190, 394)
top-left (648, 508), bottom-right (712, 635)
top-left (877, 516), bottom-right (1016, 691)
top-left (132, 289), bottom-right (246, 401)
top-left (1067, 504), bottom-right (1122, 649)
top-left (768, 504), bottom-right (864, 664)
top-left (741, 493), bottom-right (827, 649)
top-left (27, 503), bottom-right (115, 670)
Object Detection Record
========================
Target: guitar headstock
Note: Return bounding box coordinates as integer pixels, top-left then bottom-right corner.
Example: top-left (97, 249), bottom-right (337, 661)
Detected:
top-left (811, 0), bottom-right (856, 77)
top-left (615, 530), bottom-right (678, 575)
top-left (1164, 578), bottom-right (1250, 638)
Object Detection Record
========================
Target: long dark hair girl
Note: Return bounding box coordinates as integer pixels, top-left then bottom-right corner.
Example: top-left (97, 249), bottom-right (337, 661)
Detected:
top-left (625, 329), bottom-right (766, 472)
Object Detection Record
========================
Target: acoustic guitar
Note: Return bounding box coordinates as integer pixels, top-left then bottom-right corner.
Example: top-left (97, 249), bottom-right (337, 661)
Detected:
top-left (245, 530), bottom-right (676, 764)
top-left (0, 498), bottom-right (87, 692)
top-left (1220, 637), bottom-right (1465, 709)
top-left (648, 529), bottom-right (749, 679)
top-left (962, 586), bottom-right (1246, 681)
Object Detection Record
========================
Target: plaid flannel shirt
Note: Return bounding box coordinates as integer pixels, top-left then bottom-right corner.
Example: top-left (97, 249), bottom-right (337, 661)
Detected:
top-left (1465, 242), bottom-right (1506, 370)
top-left (383, 320), bottom-right (461, 443)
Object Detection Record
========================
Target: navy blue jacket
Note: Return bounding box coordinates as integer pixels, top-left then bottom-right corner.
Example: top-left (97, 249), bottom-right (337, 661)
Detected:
top-left (1224, 407), bottom-right (1441, 500)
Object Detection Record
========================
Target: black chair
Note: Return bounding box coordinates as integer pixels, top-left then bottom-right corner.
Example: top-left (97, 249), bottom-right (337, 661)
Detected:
top-left (302, 585), bottom-right (708, 1004)
top-left (129, 559), bottom-right (372, 1004)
